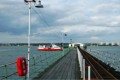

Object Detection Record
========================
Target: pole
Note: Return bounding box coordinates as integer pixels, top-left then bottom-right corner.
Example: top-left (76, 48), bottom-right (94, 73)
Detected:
top-left (83, 59), bottom-right (85, 80)
top-left (81, 56), bottom-right (83, 78)
top-left (27, 2), bottom-right (31, 80)
top-left (88, 66), bottom-right (91, 80)
top-left (62, 33), bottom-right (64, 55)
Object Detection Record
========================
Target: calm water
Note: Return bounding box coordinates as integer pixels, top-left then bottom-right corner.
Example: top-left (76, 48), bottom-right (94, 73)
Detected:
top-left (0, 46), bottom-right (27, 65)
top-left (87, 46), bottom-right (120, 72)
top-left (0, 46), bottom-right (67, 79)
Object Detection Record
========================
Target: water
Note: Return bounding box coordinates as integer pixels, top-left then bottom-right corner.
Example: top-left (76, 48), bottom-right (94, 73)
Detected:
top-left (87, 46), bottom-right (120, 72)
top-left (0, 46), bottom-right (27, 65)
top-left (0, 46), bottom-right (70, 79)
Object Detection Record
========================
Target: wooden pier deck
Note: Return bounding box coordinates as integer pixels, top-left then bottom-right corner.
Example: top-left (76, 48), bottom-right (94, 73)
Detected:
top-left (34, 48), bottom-right (80, 79)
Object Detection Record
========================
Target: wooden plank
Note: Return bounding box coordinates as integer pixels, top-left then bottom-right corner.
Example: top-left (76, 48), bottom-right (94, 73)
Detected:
top-left (35, 48), bottom-right (80, 79)
top-left (55, 50), bottom-right (72, 79)
top-left (40, 51), bottom-right (70, 79)
top-left (60, 52), bottom-right (73, 79)
top-left (66, 52), bottom-right (75, 79)
top-left (40, 54), bottom-right (66, 79)
top-left (49, 55), bottom-right (69, 79)
top-left (70, 50), bottom-right (77, 79)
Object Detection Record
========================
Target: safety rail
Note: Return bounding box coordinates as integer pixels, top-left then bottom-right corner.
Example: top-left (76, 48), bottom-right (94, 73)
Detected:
top-left (87, 49), bottom-right (120, 72)
top-left (77, 47), bottom-right (91, 80)
top-left (0, 48), bottom-right (72, 80)
top-left (80, 48), bottom-right (117, 79)
top-left (0, 62), bottom-right (17, 80)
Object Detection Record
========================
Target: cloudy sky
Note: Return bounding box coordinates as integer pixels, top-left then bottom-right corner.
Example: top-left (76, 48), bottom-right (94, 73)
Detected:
top-left (0, 0), bottom-right (120, 43)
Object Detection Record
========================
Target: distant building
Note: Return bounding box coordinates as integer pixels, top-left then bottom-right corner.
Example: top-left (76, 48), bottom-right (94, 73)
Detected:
top-left (111, 42), bottom-right (114, 46)
top-left (105, 42), bottom-right (109, 46)
top-left (117, 42), bottom-right (120, 46)
top-left (69, 43), bottom-right (75, 47)
top-left (100, 42), bottom-right (104, 46)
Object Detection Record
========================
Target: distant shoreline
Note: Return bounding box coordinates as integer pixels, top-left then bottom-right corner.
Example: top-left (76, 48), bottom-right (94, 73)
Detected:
top-left (0, 43), bottom-right (120, 46)
top-left (0, 43), bottom-right (69, 46)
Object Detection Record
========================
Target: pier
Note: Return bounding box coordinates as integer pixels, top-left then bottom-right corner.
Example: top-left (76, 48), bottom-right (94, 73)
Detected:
top-left (33, 47), bottom-right (120, 80)
top-left (34, 48), bottom-right (80, 79)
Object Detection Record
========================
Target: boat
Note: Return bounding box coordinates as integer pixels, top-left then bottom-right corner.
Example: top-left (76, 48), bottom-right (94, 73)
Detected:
top-left (37, 44), bottom-right (62, 51)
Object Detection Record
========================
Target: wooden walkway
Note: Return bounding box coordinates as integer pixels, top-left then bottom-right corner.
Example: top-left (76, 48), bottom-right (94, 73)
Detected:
top-left (34, 48), bottom-right (80, 80)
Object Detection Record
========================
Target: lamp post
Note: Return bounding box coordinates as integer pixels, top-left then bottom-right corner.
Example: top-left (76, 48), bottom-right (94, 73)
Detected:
top-left (70, 38), bottom-right (72, 43)
top-left (24, 0), bottom-right (43, 79)
top-left (62, 33), bottom-right (67, 55)
top-left (70, 39), bottom-right (72, 47)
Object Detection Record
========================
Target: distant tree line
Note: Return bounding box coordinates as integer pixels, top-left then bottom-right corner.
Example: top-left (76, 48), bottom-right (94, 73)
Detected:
top-left (85, 43), bottom-right (120, 46)
top-left (0, 43), bottom-right (70, 47)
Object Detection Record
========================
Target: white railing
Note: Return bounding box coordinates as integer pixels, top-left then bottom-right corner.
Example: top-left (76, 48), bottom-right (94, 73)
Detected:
top-left (77, 48), bottom-right (91, 80)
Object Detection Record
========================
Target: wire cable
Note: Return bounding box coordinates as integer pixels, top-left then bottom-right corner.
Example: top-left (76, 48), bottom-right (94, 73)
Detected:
top-left (31, 6), bottom-right (50, 27)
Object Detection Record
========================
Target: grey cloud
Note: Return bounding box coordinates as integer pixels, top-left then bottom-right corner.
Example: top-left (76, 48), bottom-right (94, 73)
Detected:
top-left (0, 0), bottom-right (120, 43)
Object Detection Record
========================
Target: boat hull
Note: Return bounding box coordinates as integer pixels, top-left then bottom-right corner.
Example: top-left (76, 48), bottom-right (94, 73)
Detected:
top-left (37, 48), bottom-right (62, 51)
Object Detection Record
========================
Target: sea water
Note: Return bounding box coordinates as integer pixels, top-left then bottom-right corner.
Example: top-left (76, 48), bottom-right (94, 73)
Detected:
top-left (87, 46), bottom-right (120, 72)
top-left (0, 46), bottom-right (68, 79)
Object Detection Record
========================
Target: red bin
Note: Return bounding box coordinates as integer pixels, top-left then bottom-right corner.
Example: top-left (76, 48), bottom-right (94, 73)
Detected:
top-left (16, 57), bottom-right (27, 76)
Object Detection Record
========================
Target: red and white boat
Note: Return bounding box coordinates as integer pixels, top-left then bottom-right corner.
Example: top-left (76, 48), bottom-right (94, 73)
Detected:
top-left (37, 44), bottom-right (62, 51)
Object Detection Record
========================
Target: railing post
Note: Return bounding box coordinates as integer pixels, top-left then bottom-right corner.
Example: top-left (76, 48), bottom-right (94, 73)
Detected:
top-left (33, 56), bottom-right (36, 66)
top-left (23, 75), bottom-right (27, 80)
top-left (83, 59), bottom-right (85, 80)
top-left (81, 57), bottom-right (83, 78)
top-left (88, 66), bottom-right (91, 80)
top-left (33, 56), bottom-right (37, 73)
top-left (4, 64), bottom-right (8, 79)
top-left (77, 48), bottom-right (83, 79)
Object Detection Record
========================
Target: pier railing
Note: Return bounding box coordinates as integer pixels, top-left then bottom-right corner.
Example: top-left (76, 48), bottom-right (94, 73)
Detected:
top-left (0, 62), bottom-right (17, 80)
top-left (0, 48), bottom-right (72, 80)
top-left (77, 47), bottom-right (91, 80)
top-left (87, 49), bottom-right (120, 72)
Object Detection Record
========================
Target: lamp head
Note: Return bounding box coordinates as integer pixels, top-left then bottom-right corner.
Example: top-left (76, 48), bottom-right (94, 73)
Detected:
top-left (24, 0), bottom-right (35, 2)
top-left (35, 0), bottom-right (43, 8)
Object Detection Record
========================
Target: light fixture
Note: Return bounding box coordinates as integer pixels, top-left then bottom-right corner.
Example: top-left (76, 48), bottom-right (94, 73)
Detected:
top-left (24, 0), bottom-right (35, 2)
top-left (35, 0), bottom-right (43, 8)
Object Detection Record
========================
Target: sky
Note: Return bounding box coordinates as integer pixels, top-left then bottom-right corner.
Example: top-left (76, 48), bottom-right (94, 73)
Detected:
top-left (0, 0), bottom-right (120, 43)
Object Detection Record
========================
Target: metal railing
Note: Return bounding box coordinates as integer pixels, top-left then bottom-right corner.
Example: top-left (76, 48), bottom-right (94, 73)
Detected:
top-left (0, 48), bottom-right (72, 80)
top-left (87, 49), bottom-right (120, 72)
top-left (0, 62), bottom-right (17, 80)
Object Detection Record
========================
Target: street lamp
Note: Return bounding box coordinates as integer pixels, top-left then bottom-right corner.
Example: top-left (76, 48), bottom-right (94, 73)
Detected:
top-left (24, 0), bottom-right (35, 2)
top-left (70, 39), bottom-right (72, 47)
top-left (24, 0), bottom-right (43, 79)
top-left (62, 33), bottom-right (67, 55)
top-left (35, 0), bottom-right (43, 8)
top-left (70, 39), bottom-right (72, 43)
